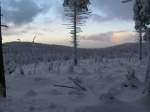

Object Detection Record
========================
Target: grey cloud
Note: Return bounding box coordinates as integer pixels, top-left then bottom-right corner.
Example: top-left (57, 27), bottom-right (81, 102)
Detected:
top-left (80, 32), bottom-right (113, 42)
top-left (91, 0), bottom-right (134, 21)
top-left (90, 13), bottom-right (110, 22)
top-left (2, 0), bottom-right (48, 26)
top-left (2, 0), bottom-right (134, 26)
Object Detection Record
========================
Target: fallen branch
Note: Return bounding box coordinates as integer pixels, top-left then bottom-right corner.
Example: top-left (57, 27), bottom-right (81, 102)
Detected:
top-left (54, 84), bottom-right (79, 90)
top-left (68, 77), bottom-right (87, 91)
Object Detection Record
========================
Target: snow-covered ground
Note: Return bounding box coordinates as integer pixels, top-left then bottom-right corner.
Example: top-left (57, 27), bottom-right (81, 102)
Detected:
top-left (1, 55), bottom-right (150, 112)
top-left (0, 42), bottom-right (150, 112)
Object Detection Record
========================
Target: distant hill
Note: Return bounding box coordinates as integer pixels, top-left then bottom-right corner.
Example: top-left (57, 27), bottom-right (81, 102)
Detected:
top-left (3, 42), bottom-right (148, 64)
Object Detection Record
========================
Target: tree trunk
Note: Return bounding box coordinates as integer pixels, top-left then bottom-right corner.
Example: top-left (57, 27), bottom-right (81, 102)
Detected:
top-left (0, 6), bottom-right (6, 97)
top-left (73, 4), bottom-right (78, 65)
top-left (139, 29), bottom-right (142, 60)
top-left (144, 37), bottom-right (150, 93)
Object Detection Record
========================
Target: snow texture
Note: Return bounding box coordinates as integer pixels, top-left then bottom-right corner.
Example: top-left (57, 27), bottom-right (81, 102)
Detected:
top-left (0, 42), bottom-right (150, 112)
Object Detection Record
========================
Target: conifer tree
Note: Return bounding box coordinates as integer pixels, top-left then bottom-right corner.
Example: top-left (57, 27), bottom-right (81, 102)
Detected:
top-left (63, 0), bottom-right (90, 65)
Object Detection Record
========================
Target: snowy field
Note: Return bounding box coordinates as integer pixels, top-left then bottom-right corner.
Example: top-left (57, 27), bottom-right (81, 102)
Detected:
top-left (0, 42), bottom-right (150, 112)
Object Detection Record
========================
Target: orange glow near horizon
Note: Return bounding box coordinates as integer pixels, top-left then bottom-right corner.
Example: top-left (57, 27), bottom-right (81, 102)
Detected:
top-left (111, 32), bottom-right (136, 44)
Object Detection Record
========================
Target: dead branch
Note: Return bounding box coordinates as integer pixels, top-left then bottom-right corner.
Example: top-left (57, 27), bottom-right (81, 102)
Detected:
top-left (54, 84), bottom-right (79, 90)
top-left (68, 77), bottom-right (87, 91)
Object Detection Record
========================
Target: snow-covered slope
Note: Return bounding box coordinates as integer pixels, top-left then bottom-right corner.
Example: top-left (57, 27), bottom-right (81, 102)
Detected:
top-left (0, 42), bottom-right (150, 112)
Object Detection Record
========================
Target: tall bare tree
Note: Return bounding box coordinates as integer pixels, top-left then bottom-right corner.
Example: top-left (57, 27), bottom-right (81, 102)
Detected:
top-left (0, 5), bottom-right (8, 98)
top-left (63, 0), bottom-right (90, 65)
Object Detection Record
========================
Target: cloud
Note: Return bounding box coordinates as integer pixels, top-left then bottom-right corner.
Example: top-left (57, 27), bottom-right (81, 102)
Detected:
top-left (2, 0), bottom-right (49, 26)
top-left (1, 0), bottom-right (135, 47)
top-left (80, 31), bottom-right (137, 44)
top-left (111, 31), bottom-right (136, 43)
top-left (1, 0), bottom-right (134, 26)
top-left (90, 13), bottom-right (110, 22)
top-left (80, 32), bottom-right (112, 42)
top-left (90, 0), bottom-right (134, 21)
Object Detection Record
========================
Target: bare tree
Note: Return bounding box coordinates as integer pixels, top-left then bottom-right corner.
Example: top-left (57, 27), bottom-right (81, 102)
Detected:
top-left (144, 28), bottom-right (150, 93)
top-left (0, 5), bottom-right (8, 98)
top-left (32, 33), bottom-right (39, 43)
top-left (63, 0), bottom-right (90, 65)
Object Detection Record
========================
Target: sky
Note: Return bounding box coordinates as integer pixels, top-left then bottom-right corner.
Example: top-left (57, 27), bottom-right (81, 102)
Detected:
top-left (1, 0), bottom-right (137, 48)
